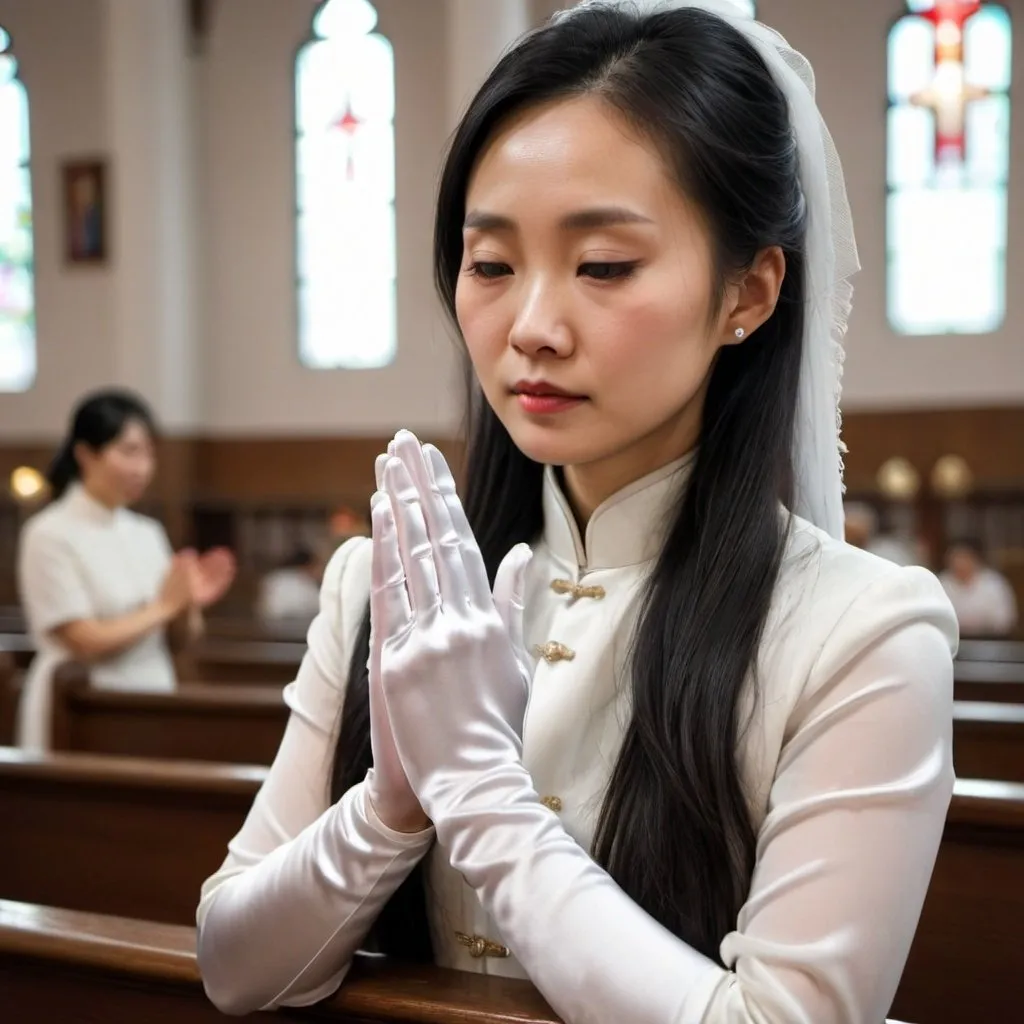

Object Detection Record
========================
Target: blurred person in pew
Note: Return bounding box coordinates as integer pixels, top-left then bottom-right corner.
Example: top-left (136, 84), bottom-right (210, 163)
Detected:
top-left (15, 389), bottom-right (237, 750)
top-left (844, 501), bottom-right (921, 566)
top-left (196, 5), bottom-right (958, 1023)
top-left (256, 546), bottom-right (325, 626)
top-left (940, 538), bottom-right (1019, 638)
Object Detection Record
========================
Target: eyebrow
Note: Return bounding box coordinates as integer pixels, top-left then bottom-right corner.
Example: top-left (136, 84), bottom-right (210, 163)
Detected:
top-left (463, 206), bottom-right (654, 232)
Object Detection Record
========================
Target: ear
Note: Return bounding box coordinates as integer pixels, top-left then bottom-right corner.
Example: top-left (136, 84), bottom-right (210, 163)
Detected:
top-left (71, 441), bottom-right (91, 471)
top-left (723, 245), bottom-right (786, 346)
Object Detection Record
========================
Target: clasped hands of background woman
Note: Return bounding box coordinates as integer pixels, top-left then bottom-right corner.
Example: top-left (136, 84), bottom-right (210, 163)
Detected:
top-left (364, 430), bottom-right (534, 837)
top-left (160, 546), bottom-right (237, 618)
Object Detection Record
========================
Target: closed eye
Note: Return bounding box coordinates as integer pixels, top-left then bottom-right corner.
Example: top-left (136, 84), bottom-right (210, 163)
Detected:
top-left (467, 261), bottom-right (512, 279)
top-left (579, 261), bottom-right (640, 281)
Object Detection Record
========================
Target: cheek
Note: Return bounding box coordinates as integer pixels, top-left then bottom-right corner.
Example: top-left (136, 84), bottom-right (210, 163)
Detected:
top-left (112, 452), bottom-right (151, 481)
top-left (456, 284), bottom-right (509, 373)
top-left (111, 456), bottom-right (135, 481)
top-left (590, 278), bottom-right (714, 390)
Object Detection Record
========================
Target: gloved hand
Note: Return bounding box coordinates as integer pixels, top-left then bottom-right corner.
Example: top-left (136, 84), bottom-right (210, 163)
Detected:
top-left (364, 484), bottom-right (432, 834)
top-left (370, 430), bottom-right (533, 822)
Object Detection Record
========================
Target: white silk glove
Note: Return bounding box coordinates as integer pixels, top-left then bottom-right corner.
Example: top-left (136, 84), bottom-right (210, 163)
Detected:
top-left (364, 481), bottom-right (430, 834)
top-left (373, 433), bottom-right (727, 1024)
top-left (371, 431), bottom-right (534, 819)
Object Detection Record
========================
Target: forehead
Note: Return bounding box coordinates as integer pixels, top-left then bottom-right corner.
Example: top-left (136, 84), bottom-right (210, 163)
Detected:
top-left (467, 95), bottom-right (682, 216)
top-left (110, 418), bottom-right (153, 447)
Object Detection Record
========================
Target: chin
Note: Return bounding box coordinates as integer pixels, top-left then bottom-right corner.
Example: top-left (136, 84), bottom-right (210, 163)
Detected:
top-left (122, 486), bottom-right (148, 506)
top-left (503, 417), bottom-right (609, 469)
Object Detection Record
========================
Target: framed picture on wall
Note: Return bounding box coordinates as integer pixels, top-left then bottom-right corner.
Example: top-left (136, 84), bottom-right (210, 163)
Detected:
top-left (61, 158), bottom-right (108, 265)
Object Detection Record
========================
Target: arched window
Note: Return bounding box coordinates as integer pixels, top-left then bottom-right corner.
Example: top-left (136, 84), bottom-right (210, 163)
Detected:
top-left (0, 26), bottom-right (35, 392)
top-left (887, 1), bottom-right (1012, 335)
top-left (295, 0), bottom-right (396, 370)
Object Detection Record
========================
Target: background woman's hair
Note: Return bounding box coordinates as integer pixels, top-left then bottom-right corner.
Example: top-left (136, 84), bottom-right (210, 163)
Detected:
top-left (332, 4), bottom-right (807, 962)
top-left (47, 388), bottom-right (157, 499)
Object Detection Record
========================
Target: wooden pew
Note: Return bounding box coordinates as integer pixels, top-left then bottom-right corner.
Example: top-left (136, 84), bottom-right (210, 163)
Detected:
top-left (0, 900), bottom-right (560, 1023)
top-left (51, 666), bottom-right (288, 764)
top-left (0, 651), bottom-right (18, 745)
top-left (0, 748), bottom-right (263, 925)
top-left (0, 630), bottom-right (34, 669)
top-left (0, 610), bottom-right (25, 633)
top-left (953, 658), bottom-right (1024, 703)
top-left (953, 701), bottom-right (1024, 782)
top-left (185, 638), bottom-right (305, 685)
top-left (0, 757), bottom-right (1017, 1023)
top-left (0, 631), bottom-right (306, 683)
top-left (205, 616), bottom-right (311, 643)
top-left (892, 778), bottom-right (1024, 1024)
top-left (958, 638), bottom-right (1024, 663)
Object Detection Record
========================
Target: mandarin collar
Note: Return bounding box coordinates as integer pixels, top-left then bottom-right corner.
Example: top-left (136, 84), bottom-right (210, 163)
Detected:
top-left (63, 481), bottom-right (121, 525)
top-left (541, 452), bottom-right (695, 572)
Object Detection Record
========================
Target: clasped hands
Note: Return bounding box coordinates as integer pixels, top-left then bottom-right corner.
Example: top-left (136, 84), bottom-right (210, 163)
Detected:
top-left (160, 546), bottom-right (237, 619)
top-left (365, 430), bottom-right (534, 836)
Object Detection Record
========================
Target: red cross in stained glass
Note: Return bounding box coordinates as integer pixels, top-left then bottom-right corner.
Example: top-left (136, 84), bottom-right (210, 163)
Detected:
top-left (919, 0), bottom-right (980, 31)
top-left (911, 1), bottom-right (986, 166)
top-left (330, 99), bottom-right (363, 182)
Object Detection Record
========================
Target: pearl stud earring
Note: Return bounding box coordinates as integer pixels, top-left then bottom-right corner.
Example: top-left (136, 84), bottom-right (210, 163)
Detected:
top-left (734, 327), bottom-right (746, 339)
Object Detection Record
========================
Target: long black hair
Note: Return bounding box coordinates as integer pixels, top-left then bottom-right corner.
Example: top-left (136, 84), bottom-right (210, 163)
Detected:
top-left (47, 389), bottom-right (157, 499)
top-left (332, 3), bottom-right (807, 963)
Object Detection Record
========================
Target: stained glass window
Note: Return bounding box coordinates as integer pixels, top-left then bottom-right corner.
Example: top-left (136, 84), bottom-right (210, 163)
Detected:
top-left (0, 26), bottom-right (35, 392)
top-left (295, 0), bottom-right (396, 370)
top-left (887, 2), bottom-right (1012, 335)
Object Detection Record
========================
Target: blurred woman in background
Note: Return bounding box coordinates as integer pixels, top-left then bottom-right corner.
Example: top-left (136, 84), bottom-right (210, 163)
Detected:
top-left (15, 388), bottom-right (236, 750)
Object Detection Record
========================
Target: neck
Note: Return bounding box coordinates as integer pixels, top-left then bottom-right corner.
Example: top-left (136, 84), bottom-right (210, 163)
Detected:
top-left (81, 479), bottom-right (120, 511)
top-left (562, 430), bottom-right (699, 530)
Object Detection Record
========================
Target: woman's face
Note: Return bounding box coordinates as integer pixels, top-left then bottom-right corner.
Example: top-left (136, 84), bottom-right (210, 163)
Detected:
top-left (77, 418), bottom-right (156, 507)
top-left (455, 95), bottom-right (776, 502)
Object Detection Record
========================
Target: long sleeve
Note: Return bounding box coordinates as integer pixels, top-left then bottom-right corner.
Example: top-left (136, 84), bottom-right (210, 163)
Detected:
top-left (196, 538), bottom-right (434, 1015)
top-left (430, 567), bottom-right (956, 1024)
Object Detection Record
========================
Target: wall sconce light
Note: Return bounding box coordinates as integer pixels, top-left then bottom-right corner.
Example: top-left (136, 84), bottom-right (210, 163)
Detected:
top-left (876, 457), bottom-right (921, 501)
top-left (10, 466), bottom-right (48, 504)
top-left (931, 454), bottom-right (973, 498)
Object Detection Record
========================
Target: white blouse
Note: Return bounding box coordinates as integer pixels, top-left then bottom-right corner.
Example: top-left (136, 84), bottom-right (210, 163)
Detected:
top-left (16, 482), bottom-right (176, 750)
top-left (197, 456), bottom-right (958, 1023)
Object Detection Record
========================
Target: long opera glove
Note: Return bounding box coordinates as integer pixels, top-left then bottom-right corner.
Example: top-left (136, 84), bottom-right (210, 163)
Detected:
top-left (375, 432), bottom-right (726, 1024)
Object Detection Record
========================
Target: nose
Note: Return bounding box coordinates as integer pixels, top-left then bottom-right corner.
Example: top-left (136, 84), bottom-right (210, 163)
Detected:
top-left (508, 274), bottom-right (574, 359)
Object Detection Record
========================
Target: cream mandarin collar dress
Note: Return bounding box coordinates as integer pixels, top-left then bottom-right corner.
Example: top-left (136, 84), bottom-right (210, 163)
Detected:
top-left (198, 456), bottom-right (957, 1023)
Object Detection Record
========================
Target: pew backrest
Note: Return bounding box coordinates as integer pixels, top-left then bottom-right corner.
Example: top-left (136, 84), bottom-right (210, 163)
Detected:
top-left (0, 899), bottom-right (562, 1023)
top-left (185, 639), bottom-right (306, 685)
top-left (0, 651), bottom-right (18, 745)
top-left (952, 701), bottom-right (1024, 783)
top-left (957, 639), bottom-right (1024, 664)
top-left (953, 659), bottom-right (1024, 703)
top-left (893, 779), bottom-right (1024, 1024)
top-left (52, 670), bottom-right (288, 764)
top-left (0, 748), bottom-right (265, 924)
top-left (0, 631), bottom-right (35, 669)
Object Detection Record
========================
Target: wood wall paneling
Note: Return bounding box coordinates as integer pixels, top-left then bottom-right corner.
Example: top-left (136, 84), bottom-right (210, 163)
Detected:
top-left (0, 408), bottom-right (1021, 610)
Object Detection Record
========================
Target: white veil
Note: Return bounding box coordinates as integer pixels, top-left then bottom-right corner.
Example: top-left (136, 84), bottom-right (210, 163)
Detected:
top-left (557, 0), bottom-right (860, 540)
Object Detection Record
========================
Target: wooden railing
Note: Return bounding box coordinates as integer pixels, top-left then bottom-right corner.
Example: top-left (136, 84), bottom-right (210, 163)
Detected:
top-left (51, 665), bottom-right (287, 764)
top-left (0, 899), bottom-right (561, 1023)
